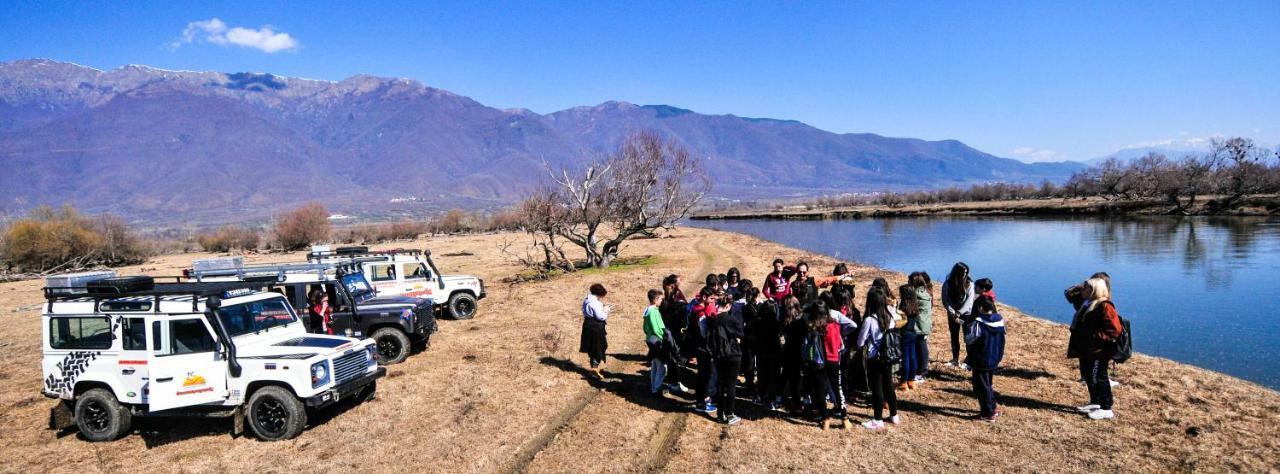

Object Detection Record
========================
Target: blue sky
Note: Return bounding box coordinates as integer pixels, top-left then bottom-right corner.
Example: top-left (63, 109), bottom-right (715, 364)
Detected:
top-left (2, 1), bottom-right (1277, 162)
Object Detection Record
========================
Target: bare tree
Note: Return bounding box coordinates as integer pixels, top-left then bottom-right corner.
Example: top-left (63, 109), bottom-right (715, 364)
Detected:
top-left (537, 131), bottom-right (710, 268)
top-left (1210, 137), bottom-right (1268, 207)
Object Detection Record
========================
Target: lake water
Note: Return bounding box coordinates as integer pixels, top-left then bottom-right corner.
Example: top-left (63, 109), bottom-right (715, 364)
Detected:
top-left (690, 216), bottom-right (1280, 390)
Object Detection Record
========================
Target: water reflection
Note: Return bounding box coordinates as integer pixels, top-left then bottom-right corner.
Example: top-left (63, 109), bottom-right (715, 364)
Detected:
top-left (690, 215), bottom-right (1280, 388)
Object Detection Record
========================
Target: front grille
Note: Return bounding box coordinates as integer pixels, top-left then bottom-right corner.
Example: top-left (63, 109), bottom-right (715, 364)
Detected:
top-left (332, 350), bottom-right (368, 386)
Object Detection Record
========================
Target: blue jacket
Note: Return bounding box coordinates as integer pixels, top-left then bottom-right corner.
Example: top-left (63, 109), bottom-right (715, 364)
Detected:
top-left (965, 312), bottom-right (1006, 371)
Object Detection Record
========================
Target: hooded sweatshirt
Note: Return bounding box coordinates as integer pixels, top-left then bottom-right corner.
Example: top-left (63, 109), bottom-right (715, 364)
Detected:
top-left (909, 286), bottom-right (934, 335)
top-left (964, 311), bottom-right (1006, 370)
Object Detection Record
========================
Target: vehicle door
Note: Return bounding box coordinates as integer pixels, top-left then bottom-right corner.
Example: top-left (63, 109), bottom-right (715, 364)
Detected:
top-left (146, 314), bottom-right (229, 411)
top-left (397, 262), bottom-right (435, 299)
top-left (116, 316), bottom-right (151, 404)
top-left (327, 282), bottom-right (360, 337)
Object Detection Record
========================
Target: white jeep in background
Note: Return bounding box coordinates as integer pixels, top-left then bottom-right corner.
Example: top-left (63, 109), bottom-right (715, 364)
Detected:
top-left (41, 274), bottom-right (384, 442)
top-left (307, 246), bottom-right (485, 320)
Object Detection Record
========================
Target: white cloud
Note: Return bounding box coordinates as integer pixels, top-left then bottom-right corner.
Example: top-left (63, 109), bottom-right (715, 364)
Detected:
top-left (170, 18), bottom-right (299, 53)
top-left (1011, 147), bottom-right (1065, 163)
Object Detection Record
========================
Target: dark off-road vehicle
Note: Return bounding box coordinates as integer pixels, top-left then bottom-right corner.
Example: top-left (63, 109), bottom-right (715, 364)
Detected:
top-left (187, 259), bottom-right (437, 365)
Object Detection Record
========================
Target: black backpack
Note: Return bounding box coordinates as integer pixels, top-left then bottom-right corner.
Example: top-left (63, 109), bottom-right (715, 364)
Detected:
top-left (1111, 316), bottom-right (1132, 363)
top-left (878, 328), bottom-right (903, 364)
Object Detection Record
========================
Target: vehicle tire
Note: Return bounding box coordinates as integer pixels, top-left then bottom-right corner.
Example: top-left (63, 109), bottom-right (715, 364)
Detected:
top-left (74, 388), bottom-right (131, 442)
top-left (371, 327), bottom-right (411, 365)
top-left (447, 292), bottom-right (478, 320)
top-left (246, 386), bottom-right (307, 441)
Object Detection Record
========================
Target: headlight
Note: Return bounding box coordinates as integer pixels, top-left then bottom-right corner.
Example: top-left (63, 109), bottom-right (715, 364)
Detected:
top-left (311, 361), bottom-right (330, 388)
top-left (365, 344), bottom-right (378, 366)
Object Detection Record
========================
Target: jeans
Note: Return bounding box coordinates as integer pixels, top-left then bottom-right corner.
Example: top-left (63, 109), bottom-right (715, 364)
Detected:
top-left (971, 369), bottom-right (998, 417)
top-left (948, 318), bottom-right (962, 361)
top-left (901, 332), bottom-right (919, 383)
top-left (867, 358), bottom-right (898, 420)
top-left (650, 356), bottom-right (667, 393)
top-left (916, 335), bottom-right (930, 378)
top-left (1080, 358), bottom-right (1114, 410)
top-left (716, 357), bottom-right (742, 419)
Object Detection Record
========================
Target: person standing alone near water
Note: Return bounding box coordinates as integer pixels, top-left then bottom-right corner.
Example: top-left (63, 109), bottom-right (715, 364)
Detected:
top-left (942, 263), bottom-right (976, 370)
top-left (580, 283), bottom-right (611, 379)
top-left (1068, 277), bottom-right (1124, 420)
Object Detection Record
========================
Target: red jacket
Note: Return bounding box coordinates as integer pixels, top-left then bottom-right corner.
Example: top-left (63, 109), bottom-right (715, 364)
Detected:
top-left (821, 322), bottom-right (843, 362)
top-left (1068, 301), bottom-right (1123, 359)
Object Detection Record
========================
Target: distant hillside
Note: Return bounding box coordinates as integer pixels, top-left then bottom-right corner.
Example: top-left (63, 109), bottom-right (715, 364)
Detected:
top-left (0, 59), bottom-right (1085, 223)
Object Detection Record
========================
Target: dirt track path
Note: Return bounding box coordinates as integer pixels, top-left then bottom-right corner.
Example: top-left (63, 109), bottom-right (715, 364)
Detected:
top-left (510, 235), bottom-right (742, 473)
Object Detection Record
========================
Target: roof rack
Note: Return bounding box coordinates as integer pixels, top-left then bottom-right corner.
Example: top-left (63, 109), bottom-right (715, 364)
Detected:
top-left (307, 247), bottom-right (424, 263)
top-left (186, 261), bottom-right (334, 282)
top-left (43, 280), bottom-right (278, 313)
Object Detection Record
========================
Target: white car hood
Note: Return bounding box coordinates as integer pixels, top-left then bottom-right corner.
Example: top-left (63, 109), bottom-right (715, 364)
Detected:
top-left (234, 332), bottom-right (362, 359)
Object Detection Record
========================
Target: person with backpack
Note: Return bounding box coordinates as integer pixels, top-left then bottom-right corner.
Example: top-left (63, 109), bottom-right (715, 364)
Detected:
top-left (975, 278), bottom-right (996, 301)
top-left (643, 289), bottom-right (671, 395)
top-left (964, 295), bottom-right (1006, 421)
top-left (803, 300), bottom-right (851, 430)
top-left (708, 296), bottom-right (745, 425)
top-left (579, 283), bottom-right (612, 379)
top-left (1068, 277), bottom-right (1124, 420)
top-left (941, 262), bottom-right (976, 370)
top-left (856, 288), bottom-right (901, 429)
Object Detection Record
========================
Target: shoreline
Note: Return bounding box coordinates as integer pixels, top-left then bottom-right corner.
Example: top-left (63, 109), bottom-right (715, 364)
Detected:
top-left (692, 195), bottom-right (1280, 220)
top-left (0, 227), bottom-right (1276, 471)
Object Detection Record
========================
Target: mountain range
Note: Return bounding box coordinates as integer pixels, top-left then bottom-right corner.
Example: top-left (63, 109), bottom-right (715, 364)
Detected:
top-left (0, 59), bottom-right (1085, 224)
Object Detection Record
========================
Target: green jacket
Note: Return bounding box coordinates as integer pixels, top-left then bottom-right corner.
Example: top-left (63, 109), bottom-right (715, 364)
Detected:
top-left (643, 305), bottom-right (666, 340)
top-left (909, 287), bottom-right (934, 335)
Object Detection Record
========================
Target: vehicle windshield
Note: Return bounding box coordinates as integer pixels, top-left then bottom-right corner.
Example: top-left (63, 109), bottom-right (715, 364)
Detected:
top-left (216, 296), bottom-right (298, 337)
top-left (340, 272), bottom-right (376, 303)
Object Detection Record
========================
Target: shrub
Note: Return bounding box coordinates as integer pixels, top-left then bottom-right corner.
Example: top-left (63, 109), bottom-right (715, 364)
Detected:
top-left (273, 202), bottom-right (331, 251)
top-left (196, 225), bottom-right (262, 253)
top-left (334, 221), bottom-right (428, 244)
top-left (0, 205), bottom-right (147, 272)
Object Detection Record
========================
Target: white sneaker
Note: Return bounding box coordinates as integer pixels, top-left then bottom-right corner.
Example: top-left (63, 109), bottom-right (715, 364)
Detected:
top-left (957, 362), bottom-right (971, 371)
top-left (946, 359), bottom-right (959, 368)
top-left (861, 419), bottom-right (885, 430)
top-left (888, 415), bottom-right (901, 425)
top-left (1109, 380), bottom-right (1120, 387)
top-left (1088, 409), bottom-right (1115, 420)
top-left (1076, 404), bottom-right (1101, 413)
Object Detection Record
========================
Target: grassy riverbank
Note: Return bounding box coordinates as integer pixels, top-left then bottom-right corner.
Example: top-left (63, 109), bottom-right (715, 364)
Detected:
top-left (693, 195), bottom-right (1280, 220)
top-left (0, 228), bottom-right (1276, 471)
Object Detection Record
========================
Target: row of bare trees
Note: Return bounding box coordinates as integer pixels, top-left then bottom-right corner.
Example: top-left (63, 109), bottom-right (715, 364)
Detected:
top-left (781, 137), bottom-right (1278, 214)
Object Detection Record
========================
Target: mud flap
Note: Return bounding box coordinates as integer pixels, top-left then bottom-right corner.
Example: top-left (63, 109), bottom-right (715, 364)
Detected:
top-left (231, 405), bottom-right (245, 438)
top-left (48, 401), bottom-right (74, 431)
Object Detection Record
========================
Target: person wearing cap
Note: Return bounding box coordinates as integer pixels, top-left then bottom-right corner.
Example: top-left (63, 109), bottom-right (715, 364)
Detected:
top-left (580, 283), bottom-right (612, 379)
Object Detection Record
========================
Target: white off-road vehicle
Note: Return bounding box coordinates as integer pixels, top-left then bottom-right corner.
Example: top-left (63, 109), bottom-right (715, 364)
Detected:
top-left (41, 275), bottom-right (384, 442)
top-left (308, 247), bottom-right (485, 320)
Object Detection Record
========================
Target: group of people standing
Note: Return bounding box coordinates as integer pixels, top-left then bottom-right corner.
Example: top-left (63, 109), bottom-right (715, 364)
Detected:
top-left (578, 260), bottom-right (1125, 429)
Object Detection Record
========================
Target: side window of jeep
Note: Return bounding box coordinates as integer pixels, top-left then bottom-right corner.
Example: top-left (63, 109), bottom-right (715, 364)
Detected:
top-left (166, 319), bottom-right (215, 356)
top-left (121, 318), bottom-right (146, 351)
top-left (401, 263), bottom-right (428, 281)
top-left (371, 265), bottom-right (396, 282)
top-left (49, 316), bottom-right (113, 350)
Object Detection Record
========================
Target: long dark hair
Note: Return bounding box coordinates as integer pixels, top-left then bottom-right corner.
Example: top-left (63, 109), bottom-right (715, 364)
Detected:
top-left (727, 267), bottom-right (741, 285)
top-left (865, 288), bottom-right (892, 330)
top-left (782, 295), bottom-right (803, 326)
top-left (945, 262), bottom-right (971, 307)
top-left (897, 284), bottom-right (919, 318)
top-left (909, 271), bottom-right (933, 295)
top-left (806, 299), bottom-right (831, 333)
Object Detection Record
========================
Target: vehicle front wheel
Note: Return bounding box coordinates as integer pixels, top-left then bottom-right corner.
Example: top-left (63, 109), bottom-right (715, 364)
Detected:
top-left (246, 386), bottom-right (307, 441)
top-left (371, 327), bottom-right (411, 365)
top-left (447, 292), bottom-right (478, 320)
top-left (74, 388), bottom-right (131, 442)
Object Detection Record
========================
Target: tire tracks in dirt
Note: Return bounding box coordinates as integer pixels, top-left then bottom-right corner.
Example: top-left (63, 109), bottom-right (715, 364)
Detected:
top-left (502, 233), bottom-right (742, 474)
top-left (637, 234), bottom-right (743, 473)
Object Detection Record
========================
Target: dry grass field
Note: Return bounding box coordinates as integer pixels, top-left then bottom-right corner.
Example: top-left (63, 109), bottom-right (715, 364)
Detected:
top-left (0, 227), bottom-right (1277, 472)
